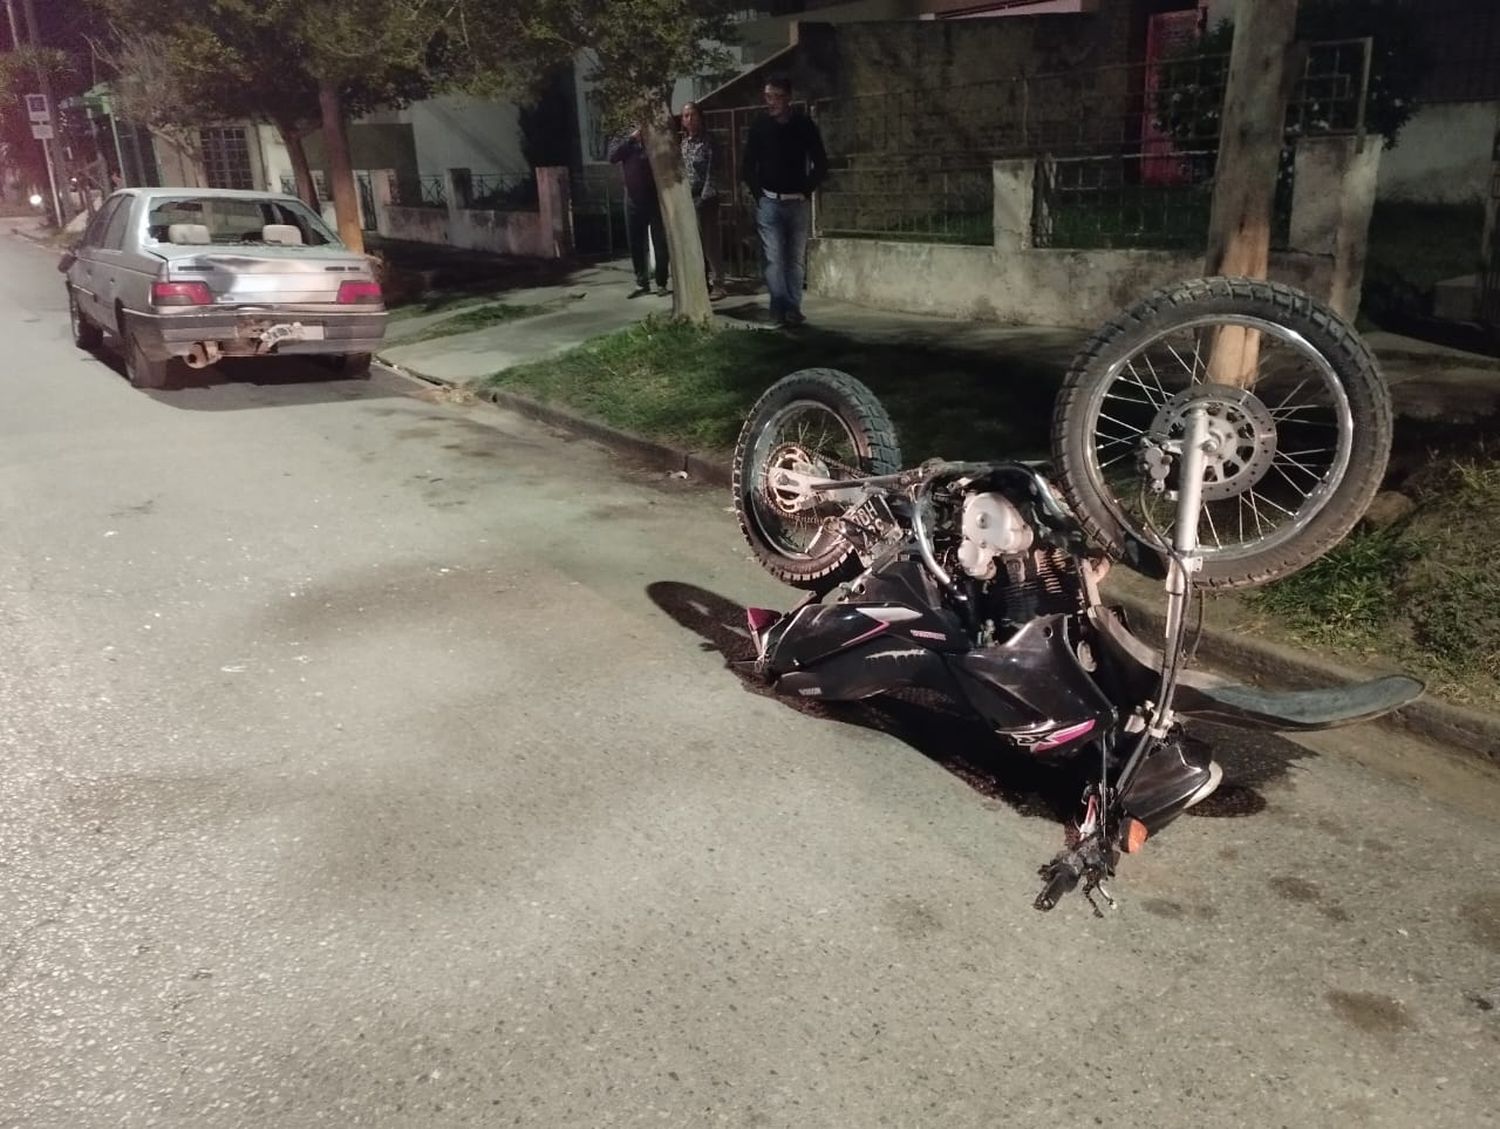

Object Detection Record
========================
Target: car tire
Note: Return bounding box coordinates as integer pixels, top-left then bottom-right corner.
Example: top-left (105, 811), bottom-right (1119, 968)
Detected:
top-left (68, 288), bottom-right (103, 351)
top-left (125, 333), bottom-right (177, 390)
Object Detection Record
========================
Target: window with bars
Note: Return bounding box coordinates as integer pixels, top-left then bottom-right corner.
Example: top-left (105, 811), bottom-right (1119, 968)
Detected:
top-left (199, 127), bottom-right (255, 190)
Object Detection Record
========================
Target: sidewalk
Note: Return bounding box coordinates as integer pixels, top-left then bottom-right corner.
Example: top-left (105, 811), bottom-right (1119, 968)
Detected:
top-left (378, 256), bottom-right (1500, 429)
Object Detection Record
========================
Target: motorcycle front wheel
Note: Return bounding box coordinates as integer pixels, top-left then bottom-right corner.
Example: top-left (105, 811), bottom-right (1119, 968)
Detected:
top-left (1052, 278), bottom-right (1393, 590)
top-left (732, 368), bottom-right (903, 592)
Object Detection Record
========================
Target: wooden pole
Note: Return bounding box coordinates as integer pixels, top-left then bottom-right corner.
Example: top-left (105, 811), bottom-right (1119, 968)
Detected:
top-left (1204, 0), bottom-right (1301, 385)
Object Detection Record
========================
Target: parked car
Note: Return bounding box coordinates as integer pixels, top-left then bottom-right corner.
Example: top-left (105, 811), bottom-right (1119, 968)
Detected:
top-left (60, 187), bottom-right (387, 388)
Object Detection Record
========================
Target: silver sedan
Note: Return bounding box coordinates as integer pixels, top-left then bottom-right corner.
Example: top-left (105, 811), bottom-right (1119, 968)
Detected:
top-left (61, 187), bottom-right (387, 388)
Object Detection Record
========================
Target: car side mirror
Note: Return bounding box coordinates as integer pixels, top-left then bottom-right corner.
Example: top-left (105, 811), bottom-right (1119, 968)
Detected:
top-left (57, 251), bottom-right (76, 273)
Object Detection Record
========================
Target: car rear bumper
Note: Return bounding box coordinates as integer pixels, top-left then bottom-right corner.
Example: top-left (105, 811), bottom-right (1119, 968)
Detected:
top-left (124, 307), bottom-right (388, 360)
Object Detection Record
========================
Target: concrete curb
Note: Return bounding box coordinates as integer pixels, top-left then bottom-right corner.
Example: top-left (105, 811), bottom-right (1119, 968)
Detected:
top-left (1111, 596), bottom-right (1499, 765)
top-left (388, 362), bottom-right (1499, 765)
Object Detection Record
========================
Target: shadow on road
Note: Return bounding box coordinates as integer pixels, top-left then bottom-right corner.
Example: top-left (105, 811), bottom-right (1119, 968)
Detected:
top-left (86, 338), bottom-right (409, 410)
top-left (646, 580), bottom-right (1313, 830)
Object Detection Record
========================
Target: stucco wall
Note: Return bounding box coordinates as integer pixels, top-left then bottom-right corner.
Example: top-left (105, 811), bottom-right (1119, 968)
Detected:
top-left (383, 205), bottom-right (450, 245)
top-left (375, 167), bottom-right (573, 259)
top-left (402, 95), bottom-right (528, 177)
top-left (807, 238), bottom-right (1329, 327)
top-left (1377, 101), bottom-right (1500, 206)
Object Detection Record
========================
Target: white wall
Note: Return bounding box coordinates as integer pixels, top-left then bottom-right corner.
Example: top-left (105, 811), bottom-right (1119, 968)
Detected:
top-left (1377, 101), bottom-right (1499, 206)
top-left (256, 124), bottom-right (295, 194)
top-left (393, 94), bottom-right (528, 177)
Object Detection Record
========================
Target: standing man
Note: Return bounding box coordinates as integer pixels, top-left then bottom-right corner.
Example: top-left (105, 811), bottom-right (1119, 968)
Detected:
top-left (608, 127), bottom-right (670, 298)
top-left (741, 75), bottom-right (827, 327)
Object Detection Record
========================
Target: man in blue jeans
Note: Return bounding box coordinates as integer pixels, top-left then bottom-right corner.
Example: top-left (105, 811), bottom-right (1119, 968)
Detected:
top-left (741, 75), bottom-right (828, 327)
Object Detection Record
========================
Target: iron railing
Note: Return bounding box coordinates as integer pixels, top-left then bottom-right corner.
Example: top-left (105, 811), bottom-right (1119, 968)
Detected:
top-left (465, 171), bottom-right (537, 210)
top-left (811, 38), bottom-right (1373, 251)
top-left (392, 174), bottom-right (447, 209)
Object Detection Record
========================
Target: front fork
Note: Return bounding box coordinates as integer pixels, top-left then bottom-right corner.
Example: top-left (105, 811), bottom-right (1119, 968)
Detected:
top-left (1036, 408), bottom-right (1213, 913)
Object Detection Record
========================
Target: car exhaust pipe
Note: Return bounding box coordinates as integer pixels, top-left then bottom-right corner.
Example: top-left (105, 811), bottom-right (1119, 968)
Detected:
top-left (184, 342), bottom-right (222, 369)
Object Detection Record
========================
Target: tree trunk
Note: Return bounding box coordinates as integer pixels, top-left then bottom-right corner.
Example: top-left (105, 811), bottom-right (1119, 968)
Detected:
top-left (1204, 0), bottom-right (1301, 385)
top-left (275, 117), bottom-right (319, 210)
top-left (642, 114), bottom-right (711, 324)
top-left (318, 80), bottom-right (364, 254)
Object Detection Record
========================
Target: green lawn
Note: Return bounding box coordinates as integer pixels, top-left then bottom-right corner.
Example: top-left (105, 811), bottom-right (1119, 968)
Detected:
top-left (483, 316), bottom-right (1063, 460)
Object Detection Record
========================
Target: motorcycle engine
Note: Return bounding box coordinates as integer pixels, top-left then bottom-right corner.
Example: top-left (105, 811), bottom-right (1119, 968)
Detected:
top-left (956, 492), bottom-right (1034, 580)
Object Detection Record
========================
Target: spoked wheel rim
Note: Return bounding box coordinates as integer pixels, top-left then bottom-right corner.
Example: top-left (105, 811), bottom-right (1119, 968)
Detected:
top-left (1081, 314), bottom-right (1354, 564)
top-left (747, 399), bottom-right (864, 560)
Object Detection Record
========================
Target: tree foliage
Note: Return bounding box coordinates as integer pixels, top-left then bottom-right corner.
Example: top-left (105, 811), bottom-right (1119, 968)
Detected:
top-left (92, 0), bottom-right (437, 132)
top-left (453, 0), bottom-right (737, 133)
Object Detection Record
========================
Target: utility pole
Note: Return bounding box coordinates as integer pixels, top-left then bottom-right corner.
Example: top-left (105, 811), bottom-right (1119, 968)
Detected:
top-left (1203, 0), bottom-right (1302, 384)
top-left (13, 0), bottom-right (66, 226)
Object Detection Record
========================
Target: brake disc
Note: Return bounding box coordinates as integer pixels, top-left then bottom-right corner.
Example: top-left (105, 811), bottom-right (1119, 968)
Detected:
top-left (1150, 384), bottom-right (1278, 501)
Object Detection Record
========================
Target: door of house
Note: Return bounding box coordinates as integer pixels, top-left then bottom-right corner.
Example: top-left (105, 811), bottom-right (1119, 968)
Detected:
top-left (356, 172), bottom-right (378, 232)
top-left (1141, 8), bottom-right (1205, 186)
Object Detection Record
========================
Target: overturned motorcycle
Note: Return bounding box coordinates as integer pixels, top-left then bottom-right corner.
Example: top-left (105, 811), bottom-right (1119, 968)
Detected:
top-left (730, 278), bottom-right (1423, 913)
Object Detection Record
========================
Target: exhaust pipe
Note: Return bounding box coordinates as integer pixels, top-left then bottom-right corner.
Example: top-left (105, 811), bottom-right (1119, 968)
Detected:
top-left (184, 341), bottom-right (222, 369)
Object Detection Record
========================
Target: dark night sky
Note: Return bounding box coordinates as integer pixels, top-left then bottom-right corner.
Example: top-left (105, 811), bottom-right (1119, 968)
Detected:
top-left (5, 0), bottom-right (110, 90)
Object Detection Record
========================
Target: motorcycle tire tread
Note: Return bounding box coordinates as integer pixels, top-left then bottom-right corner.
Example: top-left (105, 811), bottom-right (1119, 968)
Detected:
top-left (1051, 277), bottom-right (1392, 591)
top-left (732, 367), bottom-right (903, 592)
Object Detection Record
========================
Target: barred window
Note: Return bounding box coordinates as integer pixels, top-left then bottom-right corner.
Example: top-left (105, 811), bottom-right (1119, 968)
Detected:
top-left (199, 127), bottom-right (255, 190)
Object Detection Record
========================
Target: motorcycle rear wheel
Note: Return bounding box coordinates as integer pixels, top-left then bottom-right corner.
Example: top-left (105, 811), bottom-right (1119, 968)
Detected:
top-left (733, 368), bottom-right (903, 592)
top-left (1052, 278), bottom-right (1392, 590)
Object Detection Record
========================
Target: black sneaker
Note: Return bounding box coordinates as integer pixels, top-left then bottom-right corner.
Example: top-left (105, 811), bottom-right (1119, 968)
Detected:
top-left (784, 309), bottom-right (807, 328)
top-left (628, 285), bottom-right (650, 299)
top-left (655, 284), bottom-right (671, 296)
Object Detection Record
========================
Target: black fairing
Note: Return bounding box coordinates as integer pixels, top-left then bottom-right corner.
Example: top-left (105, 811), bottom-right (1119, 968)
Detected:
top-left (761, 559), bottom-right (968, 673)
top-left (776, 640), bottom-right (965, 702)
top-left (948, 616), bottom-right (1116, 754)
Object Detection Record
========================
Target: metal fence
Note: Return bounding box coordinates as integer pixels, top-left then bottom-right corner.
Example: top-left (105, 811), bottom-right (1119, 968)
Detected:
top-left (392, 175), bottom-right (447, 209)
top-left (811, 38), bottom-right (1373, 252)
top-left (462, 171), bottom-right (538, 210)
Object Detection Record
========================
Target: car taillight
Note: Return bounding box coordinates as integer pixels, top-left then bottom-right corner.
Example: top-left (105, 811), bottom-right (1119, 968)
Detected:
top-left (336, 280), bottom-right (383, 305)
top-left (151, 281), bottom-right (215, 307)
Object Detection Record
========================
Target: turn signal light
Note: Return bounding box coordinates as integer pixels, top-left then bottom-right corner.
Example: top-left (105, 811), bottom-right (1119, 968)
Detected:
top-left (1122, 817), bottom-right (1150, 854)
top-left (336, 280), bottom-right (383, 305)
top-left (150, 281), bottom-right (214, 307)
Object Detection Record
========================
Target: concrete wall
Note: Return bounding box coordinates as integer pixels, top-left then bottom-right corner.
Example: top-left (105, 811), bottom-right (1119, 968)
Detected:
top-left (1377, 101), bottom-right (1500, 206)
top-left (373, 166), bottom-right (574, 259)
top-left (150, 129), bottom-right (205, 189)
top-left (808, 238), bottom-right (1328, 327)
top-left (396, 95), bottom-right (528, 178)
top-left (382, 204), bottom-right (449, 245)
top-left (809, 135), bottom-right (1380, 327)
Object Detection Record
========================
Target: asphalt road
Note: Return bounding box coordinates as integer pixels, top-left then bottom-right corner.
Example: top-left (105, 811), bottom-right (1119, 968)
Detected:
top-left (1, 229), bottom-right (1497, 1129)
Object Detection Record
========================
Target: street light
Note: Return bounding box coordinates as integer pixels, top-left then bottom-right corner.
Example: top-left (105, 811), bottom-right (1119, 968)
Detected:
top-left (28, 193), bottom-right (43, 208)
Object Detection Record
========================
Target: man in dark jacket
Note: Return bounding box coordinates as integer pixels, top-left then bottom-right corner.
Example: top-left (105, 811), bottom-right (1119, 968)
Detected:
top-left (608, 128), bottom-right (670, 297)
top-left (741, 75), bottom-right (827, 326)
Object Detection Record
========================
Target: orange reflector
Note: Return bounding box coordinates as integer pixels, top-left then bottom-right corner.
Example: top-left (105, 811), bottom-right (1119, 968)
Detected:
top-left (1122, 818), bottom-right (1150, 854)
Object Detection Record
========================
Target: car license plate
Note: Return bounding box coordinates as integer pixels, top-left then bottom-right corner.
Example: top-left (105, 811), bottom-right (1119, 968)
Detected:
top-left (261, 322), bottom-right (325, 345)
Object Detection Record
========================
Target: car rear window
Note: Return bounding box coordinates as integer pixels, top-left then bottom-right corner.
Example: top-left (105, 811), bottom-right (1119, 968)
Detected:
top-left (145, 197), bottom-right (341, 248)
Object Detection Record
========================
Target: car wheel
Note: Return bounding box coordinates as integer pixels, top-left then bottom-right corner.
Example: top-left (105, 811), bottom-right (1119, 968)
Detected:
top-left (125, 333), bottom-right (177, 390)
top-left (68, 288), bottom-right (102, 351)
